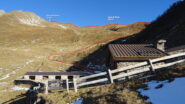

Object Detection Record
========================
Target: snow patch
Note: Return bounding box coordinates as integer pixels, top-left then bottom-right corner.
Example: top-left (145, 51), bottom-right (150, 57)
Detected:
top-left (138, 77), bottom-right (185, 104)
top-left (94, 71), bottom-right (103, 74)
top-left (87, 62), bottom-right (107, 70)
top-left (24, 48), bottom-right (30, 52)
top-left (12, 11), bottom-right (45, 26)
top-left (58, 24), bottom-right (68, 29)
top-left (59, 49), bottom-right (64, 52)
top-left (0, 82), bottom-right (8, 85)
top-left (11, 48), bottom-right (17, 51)
top-left (25, 59), bottom-right (34, 65)
top-left (31, 40), bottom-right (36, 43)
top-left (0, 74), bottom-right (10, 80)
top-left (35, 56), bottom-right (43, 59)
top-left (0, 70), bottom-right (17, 81)
top-left (72, 98), bottom-right (83, 104)
top-left (31, 39), bottom-right (40, 44)
top-left (121, 39), bottom-right (127, 43)
top-left (17, 17), bottom-right (42, 26)
top-left (11, 86), bottom-right (29, 91)
top-left (0, 10), bottom-right (5, 16)
top-left (0, 59), bottom-right (34, 81)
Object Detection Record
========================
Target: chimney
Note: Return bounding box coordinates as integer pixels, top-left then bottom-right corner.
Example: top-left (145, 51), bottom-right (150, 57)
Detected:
top-left (156, 39), bottom-right (166, 51)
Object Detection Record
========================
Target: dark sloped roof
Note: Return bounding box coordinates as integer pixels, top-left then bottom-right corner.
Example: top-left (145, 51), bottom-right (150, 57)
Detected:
top-left (25, 72), bottom-right (90, 76)
top-left (109, 44), bottom-right (168, 61)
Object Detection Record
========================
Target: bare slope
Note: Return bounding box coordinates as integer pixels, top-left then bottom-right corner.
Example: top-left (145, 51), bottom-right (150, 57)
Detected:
top-left (130, 0), bottom-right (185, 48)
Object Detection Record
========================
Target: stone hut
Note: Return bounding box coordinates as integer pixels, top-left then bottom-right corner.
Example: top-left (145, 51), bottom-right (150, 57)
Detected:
top-left (23, 72), bottom-right (90, 81)
top-left (107, 41), bottom-right (168, 69)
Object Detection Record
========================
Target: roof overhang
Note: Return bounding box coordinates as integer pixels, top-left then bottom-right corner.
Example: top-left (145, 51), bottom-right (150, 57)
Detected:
top-left (109, 44), bottom-right (168, 61)
top-left (25, 72), bottom-right (90, 76)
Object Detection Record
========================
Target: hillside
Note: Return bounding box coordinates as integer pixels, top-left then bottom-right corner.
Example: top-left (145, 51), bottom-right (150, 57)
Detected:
top-left (1, 0), bottom-right (185, 102)
top-left (130, 0), bottom-right (185, 48)
top-left (0, 10), bottom-right (148, 103)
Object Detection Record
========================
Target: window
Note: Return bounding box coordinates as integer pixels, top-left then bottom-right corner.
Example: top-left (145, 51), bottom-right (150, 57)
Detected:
top-left (55, 76), bottom-right (61, 80)
top-left (68, 76), bottom-right (73, 80)
top-left (29, 76), bottom-right (35, 80)
top-left (43, 76), bottom-right (49, 80)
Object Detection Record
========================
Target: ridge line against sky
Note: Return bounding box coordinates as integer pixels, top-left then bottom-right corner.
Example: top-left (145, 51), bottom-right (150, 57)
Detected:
top-left (0, 0), bottom-right (181, 26)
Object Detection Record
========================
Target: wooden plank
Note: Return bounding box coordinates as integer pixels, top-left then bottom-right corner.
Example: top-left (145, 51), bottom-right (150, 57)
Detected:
top-left (151, 52), bottom-right (185, 63)
top-left (66, 78), bottom-right (69, 92)
top-left (77, 78), bottom-right (108, 87)
top-left (111, 61), bottom-right (148, 74)
top-left (77, 72), bottom-right (107, 81)
top-left (113, 59), bottom-right (185, 80)
top-left (113, 67), bottom-right (150, 80)
top-left (154, 59), bottom-right (185, 70)
top-left (73, 78), bottom-right (78, 92)
top-left (112, 52), bottom-right (185, 74)
top-left (107, 69), bottom-right (114, 83)
top-left (148, 59), bottom-right (155, 72)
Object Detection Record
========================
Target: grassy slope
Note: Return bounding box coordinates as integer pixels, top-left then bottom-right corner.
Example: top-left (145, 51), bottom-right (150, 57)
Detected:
top-left (2, 1), bottom-right (185, 102)
top-left (0, 11), bottom-right (148, 103)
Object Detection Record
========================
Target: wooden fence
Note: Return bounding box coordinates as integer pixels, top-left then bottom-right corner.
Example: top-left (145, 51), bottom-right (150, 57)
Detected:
top-left (72, 52), bottom-right (185, 92)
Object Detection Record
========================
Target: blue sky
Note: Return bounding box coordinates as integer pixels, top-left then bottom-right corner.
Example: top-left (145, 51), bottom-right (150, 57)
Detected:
top-left (0, 0), bottom-right (181, 26)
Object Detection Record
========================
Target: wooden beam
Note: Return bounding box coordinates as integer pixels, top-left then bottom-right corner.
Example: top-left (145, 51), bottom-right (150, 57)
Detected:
top-left (107, 69), bottom-right (114, 83)
top-left (66, 78), bottom-right (69, 92)
top-left (45, 80), bottom-right (48, 94)
top-left (111, 52), bottom-right (185, 74)
top-left (77, 78), bottom-right (108, 87)
top-left (111, 62), bottom-right (148, 74)
top-left (148, 59), bottom-right (155, 72)
top-left (73, 78), bottom-right (78, 92)
top-left (151, 52), bottom-right (185, 62)
top-left (113, 59), bottom-right (185, 80)
top-left (125, 70), bottom-right (129, 80)
top-left (78, 72), bottom-right (107, 82)
top-left (154, 59), bottom-right (185, 69)
top-left (113, 67), bottom-right (150, 80)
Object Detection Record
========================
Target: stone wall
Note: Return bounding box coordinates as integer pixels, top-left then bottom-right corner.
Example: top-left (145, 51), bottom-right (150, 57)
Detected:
top-left (116, 61), bottom-right (165, 72)
top-left (167, 49), bottom-right (185, 55)
top-left (117, 62), bottom-right (140, 69)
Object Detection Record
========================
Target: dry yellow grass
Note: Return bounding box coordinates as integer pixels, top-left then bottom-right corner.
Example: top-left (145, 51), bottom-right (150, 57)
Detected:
top-left (0, 12), bottom-right (148, 103)
top-left (37, 80), bottom-right (150, 104)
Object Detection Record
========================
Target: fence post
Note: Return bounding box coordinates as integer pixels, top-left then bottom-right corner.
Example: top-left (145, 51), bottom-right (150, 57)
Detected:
top-left (148, 59), bottom-right (155, 72)
top-left (66, 78), bottom-right (69, 92)
top-left (73, 78), bottom-right (78, 92)
top-left (107, 69), bottom-right (114, 83)
top-left (125, 70), bottom-right (129, 80)
top-left (45, 80), bottom-right (48, 94)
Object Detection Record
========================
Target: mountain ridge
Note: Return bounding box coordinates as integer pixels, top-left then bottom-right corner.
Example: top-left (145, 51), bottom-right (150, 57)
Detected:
top-left (130, 0), bottom-right (185, 49)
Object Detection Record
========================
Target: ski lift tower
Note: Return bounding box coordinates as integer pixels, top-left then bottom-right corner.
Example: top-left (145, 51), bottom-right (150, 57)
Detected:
top-left (46, 14), bottom-right (60, 22)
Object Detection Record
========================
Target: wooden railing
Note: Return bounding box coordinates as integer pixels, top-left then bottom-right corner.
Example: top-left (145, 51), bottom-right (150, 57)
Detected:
top-left (73, 52), bottom-right (185, 91)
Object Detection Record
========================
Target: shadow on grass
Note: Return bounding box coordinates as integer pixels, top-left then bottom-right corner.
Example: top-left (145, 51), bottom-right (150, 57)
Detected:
top-left (2, 90), bottom-right (37, 104)
top-left (67, 36), bottom-right (134, 72)
top-left (2, 87), bottom-right (49, 104)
